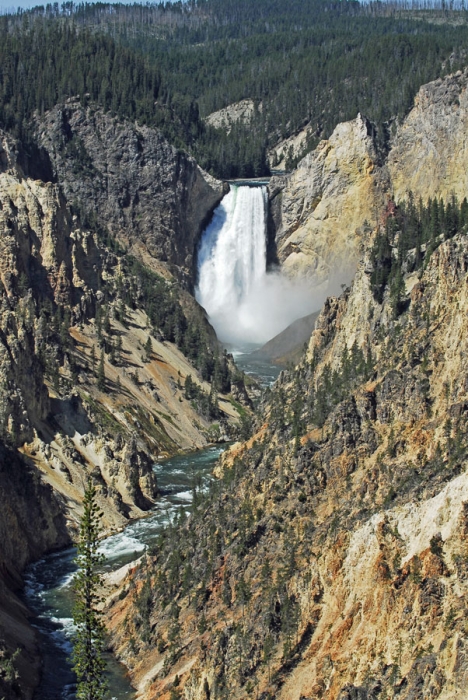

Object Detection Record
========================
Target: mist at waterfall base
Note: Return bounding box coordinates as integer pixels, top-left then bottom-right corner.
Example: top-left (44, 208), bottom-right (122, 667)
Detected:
top-left (196, 185), bottom-right (319, 349)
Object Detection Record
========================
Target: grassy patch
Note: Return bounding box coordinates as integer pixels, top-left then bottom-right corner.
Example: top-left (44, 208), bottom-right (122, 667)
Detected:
top-left (81, 394), bottom-right (126, 436)
top-left (228, 396), bottom-right (249, 419)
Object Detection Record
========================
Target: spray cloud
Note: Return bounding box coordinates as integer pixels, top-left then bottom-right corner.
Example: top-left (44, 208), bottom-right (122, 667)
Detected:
top-left (196, 185), bottom-right (324, 348)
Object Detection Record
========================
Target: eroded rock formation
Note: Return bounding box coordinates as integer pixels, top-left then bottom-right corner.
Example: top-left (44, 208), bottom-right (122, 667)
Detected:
top-left (268, 113), bottom-right (388, 286)
top-left (36, 98), bottom-right (225, 283)
top-left (269, 68), bottom-right (468, 296)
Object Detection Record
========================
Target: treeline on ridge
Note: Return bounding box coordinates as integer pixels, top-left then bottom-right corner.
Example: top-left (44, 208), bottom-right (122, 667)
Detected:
top-left (2, 1), bottom-right (468, 177)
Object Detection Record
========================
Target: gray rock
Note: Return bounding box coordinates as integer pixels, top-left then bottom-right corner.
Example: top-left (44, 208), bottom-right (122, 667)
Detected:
top-left (36, 100), bottom-right (225, 283)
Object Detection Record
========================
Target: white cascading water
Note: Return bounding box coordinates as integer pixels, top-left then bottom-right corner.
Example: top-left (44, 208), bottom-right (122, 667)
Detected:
top-left (196, 185), bottom-right (317, 347)
top-left (196, 185), bottom-right (267, 345)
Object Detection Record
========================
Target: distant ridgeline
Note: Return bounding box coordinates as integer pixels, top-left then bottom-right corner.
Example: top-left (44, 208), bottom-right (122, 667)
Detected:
top-left (2, 0), bottom-right (468, 177)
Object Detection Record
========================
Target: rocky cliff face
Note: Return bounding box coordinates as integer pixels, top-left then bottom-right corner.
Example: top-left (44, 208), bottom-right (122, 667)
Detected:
top-left (0, 121), bottom-right (242, 698)
top-left (36, 99), bottom-right (225, 284)
top-left (269, 68), bottom-right (468, 295)
top-left (205, 99), bottom-right (258, 132)
top-left (388, 69), bottom-right (468, 203)
top-left (0, 121), bottom-right (240, 528)
top-left (0, 444), bottom-right (69, 700)
top-left (0, 128), bottom-right (159, 522)
top-left (268, 113), bottom-right (388, 287)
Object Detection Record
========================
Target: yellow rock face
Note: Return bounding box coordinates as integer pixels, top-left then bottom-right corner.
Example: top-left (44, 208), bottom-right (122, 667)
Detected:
top-left (270, 114), bottom-right (389, 289)
top-left (271, 69), bottom-right (468, 295)
top-left (389, 70), bottom-right (468, 204)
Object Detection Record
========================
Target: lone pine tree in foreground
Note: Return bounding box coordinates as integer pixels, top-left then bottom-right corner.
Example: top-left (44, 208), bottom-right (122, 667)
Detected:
top-left (72, 479), bottom-right (108, 700)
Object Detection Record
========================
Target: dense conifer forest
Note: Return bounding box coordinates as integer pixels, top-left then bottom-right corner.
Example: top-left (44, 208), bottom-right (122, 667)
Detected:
top-left (2, 0), bottom-right (468, 176)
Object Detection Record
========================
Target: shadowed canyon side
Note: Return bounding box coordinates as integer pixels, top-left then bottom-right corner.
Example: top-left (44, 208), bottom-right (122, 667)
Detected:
top-left (35, 99), bottom-right (225, 283)
top-left (104, 71), bottom-right (468, 700)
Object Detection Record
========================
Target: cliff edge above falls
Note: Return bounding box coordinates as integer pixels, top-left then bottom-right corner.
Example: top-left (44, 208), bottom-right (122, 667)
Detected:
top-left (35, 98), bottom-right (225, 284)
top-left (268, 113), bottom-right (388, 287)
top-left (269, 68), bottom-right (468, 295)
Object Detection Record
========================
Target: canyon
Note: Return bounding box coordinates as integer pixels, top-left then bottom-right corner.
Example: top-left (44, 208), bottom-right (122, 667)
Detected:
top-left (1, 49), bottom-right (468, 700)
top-left (103, 68), bottom-right (468, 699)
top-left (0, 112), bottom-right (240, 697)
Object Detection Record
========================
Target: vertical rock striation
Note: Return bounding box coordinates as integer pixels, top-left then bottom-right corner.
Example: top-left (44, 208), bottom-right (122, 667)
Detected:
top-left (268, 114), bottom-right (389, 287)
top-left (388, 69), bottom-right (468, 203)
top-left (35, 99), bottom-right (225, 283)
top-left (269, 68), bottom-right (468, 297)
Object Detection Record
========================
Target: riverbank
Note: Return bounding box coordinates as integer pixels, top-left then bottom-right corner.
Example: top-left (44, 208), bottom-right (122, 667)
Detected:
top-left (24, 445), bottom-right (228, 699)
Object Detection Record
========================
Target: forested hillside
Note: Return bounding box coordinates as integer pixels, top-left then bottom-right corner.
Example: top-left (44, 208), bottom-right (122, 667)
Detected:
top-left (2, 0), bottom-right (468, 176)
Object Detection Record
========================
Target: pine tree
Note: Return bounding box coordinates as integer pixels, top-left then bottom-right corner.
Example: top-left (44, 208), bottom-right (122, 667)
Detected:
top-left (97, 350), bottom-right (105, 391)
top-left (72, 479), bottom-right (108, 700)
top-left (144, 336), bottom-right (152, 362)
top-left (114, 335), bottom-right (123, 366)
top-left (91, 345), bottom-right (96, 375)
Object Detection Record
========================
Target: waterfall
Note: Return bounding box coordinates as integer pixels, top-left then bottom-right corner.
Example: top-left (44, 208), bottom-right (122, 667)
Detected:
top-left (196, 184), bottom-right (316, 348)
top-left (196, 185), bottom-right (268, 346)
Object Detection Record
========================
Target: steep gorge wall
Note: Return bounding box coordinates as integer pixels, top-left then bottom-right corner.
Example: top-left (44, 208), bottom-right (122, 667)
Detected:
top-left (0, 119), bottom-right (239, 698)
top-left (103, 69), bottom-right (468, 700)
top-left (268, 114), bottom-right (388, 287)
top-left (269, 68), bottom-right (468, 294)
top-left (35, 99), bottom-right (225, 285)
top-left (388, 69), bottom-right (468, 203)
top-left (0, 444), bottom-right (69, 700)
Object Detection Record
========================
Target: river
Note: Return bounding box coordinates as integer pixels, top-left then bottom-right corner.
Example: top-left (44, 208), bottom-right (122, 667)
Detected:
top-left (25, 445), bottom-right (227, 700)
top-left (25, 354), bottom-right (280, 698)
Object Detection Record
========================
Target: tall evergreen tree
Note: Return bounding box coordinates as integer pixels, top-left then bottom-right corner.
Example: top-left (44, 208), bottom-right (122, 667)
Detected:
top-left (97, 350), bottom-right (105, 391)
top-left (72, 479), bottom-right (107, 700)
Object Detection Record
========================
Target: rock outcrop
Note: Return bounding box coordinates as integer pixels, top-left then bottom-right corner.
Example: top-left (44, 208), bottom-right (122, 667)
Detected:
top-left (36, 99), bottom-right (225, 283)
top-left (269, 68), bottom-right (468, 296)
top-left (267, 122), bottom-right (315, 170)
top-left (268, 114), bottom-right (388, 287)
top-left (205, 99), bottom-right (259, 133)
top-left (388, 69), bottom-right (468, 203)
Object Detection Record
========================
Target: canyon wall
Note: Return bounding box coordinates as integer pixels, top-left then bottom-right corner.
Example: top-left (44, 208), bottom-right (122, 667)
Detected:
top-left (268, 114), bottom-right (388, 287)
top-left (388, 69), bottom-right (468, 203)
top-left (108, 223), bottom-right (468, 700)
top-left (36, 98), bottom-right (225, 284)
top-left (0, 117), bottom-right (239, 698)
top-left (269, 68), bottom-right (468, 295)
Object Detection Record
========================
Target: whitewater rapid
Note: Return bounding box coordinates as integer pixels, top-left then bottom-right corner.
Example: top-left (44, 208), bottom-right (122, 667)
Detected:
top-left (196, 184), bottom-right (317, 347)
